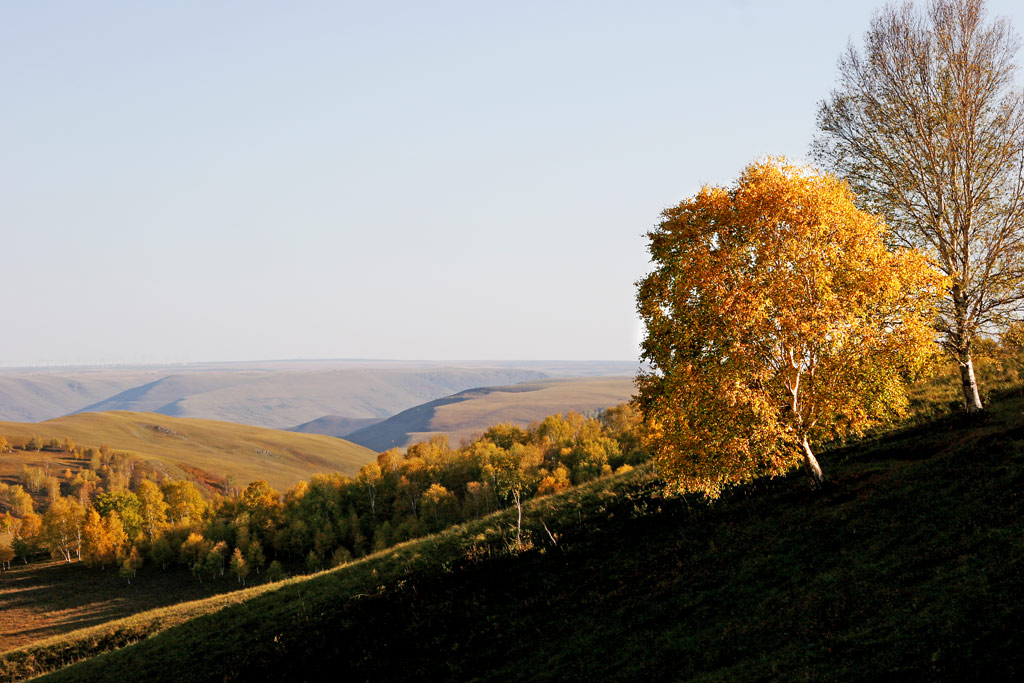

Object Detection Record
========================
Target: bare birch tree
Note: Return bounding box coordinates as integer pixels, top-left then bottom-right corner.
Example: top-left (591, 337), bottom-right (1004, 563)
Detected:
top-left (814, 0), bottom-right (1024, 412)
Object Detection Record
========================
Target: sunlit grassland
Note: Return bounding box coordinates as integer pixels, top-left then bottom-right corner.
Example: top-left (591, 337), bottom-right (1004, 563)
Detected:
top-left (907, 341), bottom-right (1024, 419)
top-left (0, 412), bottom-right (376, 492)
top-left (409, 377), bottom-right (635, 444)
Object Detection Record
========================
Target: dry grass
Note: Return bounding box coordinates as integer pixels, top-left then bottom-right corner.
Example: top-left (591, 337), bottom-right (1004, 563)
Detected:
top-left (0, 559), bottom-right (248, 653)
top-left (0, 412), bottom-right (376, 492)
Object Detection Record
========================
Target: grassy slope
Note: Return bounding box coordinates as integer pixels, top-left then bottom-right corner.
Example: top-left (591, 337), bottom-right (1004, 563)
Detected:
top-left (0, 559), bottom-right (248, 653)
top-left (0, 412), bottom-right (376, 492)
top-left (345, 376), bottom-right (636, 450)
top-left (10, 392), bottom-right (1024, 682)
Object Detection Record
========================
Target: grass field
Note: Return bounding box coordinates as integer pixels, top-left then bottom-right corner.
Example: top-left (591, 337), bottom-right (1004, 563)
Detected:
top-left (0, 559), bottom-right (248, 653)
top-left (0, 412), bottom-right (376, 492)
top-left (3, 386), bottom-right (1020, 681)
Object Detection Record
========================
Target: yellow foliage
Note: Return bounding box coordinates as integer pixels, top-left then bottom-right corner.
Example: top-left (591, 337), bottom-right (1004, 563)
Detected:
top-left (637, 158), bottom-right (945, 498)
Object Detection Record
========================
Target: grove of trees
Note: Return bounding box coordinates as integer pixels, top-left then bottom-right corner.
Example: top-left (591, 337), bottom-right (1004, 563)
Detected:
top-left (0, 406), bottom-right (647, 584)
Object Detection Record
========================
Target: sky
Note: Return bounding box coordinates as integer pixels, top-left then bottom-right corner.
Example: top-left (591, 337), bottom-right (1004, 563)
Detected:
top-left (5, 0), bottom-right (1024, 367)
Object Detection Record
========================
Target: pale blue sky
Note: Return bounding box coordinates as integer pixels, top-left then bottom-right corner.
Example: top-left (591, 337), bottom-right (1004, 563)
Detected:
top-left (4, 1), bottom-right (1024, 366)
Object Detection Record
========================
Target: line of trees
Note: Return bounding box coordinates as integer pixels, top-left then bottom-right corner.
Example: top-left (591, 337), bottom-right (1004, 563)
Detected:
top-left (0, 405), bottom-right (647, 584)
top-left (0, 435), bottom-right (76, 454)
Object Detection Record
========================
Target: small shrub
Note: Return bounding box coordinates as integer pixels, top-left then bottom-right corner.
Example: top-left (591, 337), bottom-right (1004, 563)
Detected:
top-left (266, 560), bottom-right (287, 583)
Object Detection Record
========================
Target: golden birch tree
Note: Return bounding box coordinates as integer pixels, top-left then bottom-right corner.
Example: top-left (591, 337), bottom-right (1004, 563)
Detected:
top-left (136, 479), bottom-right (168, 543)
top-left (815, 0), bottom-right (1024, 412)
top-left (636, 158), bottom-right (945, 498)
top-left (41, 497), bottom-right (85, 563)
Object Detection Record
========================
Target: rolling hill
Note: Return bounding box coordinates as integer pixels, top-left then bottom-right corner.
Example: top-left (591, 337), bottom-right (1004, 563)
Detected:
top-left (9, 390), bottom-right (1023, 681)
top-left (0, 412), bottom-right (377, 492)
top-left (336, 376), bottom-right (636, 451)
top-left (288, 415), bottom-right (385, 438)
top-left (0, 360), bottom-right (639, 428)
top-left (69, 367), bottom-right (555, 430)
top-left (0, 370), bottom-right (163, 424)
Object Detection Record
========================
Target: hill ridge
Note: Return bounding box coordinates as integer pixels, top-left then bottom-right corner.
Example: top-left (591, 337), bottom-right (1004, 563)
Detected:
top-left (342, 376), bottom-right (635, 450)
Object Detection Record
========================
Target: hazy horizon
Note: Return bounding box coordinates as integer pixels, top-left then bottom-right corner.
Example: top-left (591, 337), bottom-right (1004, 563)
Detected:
top-left (0, 357), bottom-right (643, 372)
top-left (6, 0), bottom-right (1024, 366)
top-left (0, 358), bottom-right (641, 425)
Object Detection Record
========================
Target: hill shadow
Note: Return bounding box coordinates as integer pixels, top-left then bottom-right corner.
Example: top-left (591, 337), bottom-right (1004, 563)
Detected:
top-left (344, 385), bottom-right (542, 451)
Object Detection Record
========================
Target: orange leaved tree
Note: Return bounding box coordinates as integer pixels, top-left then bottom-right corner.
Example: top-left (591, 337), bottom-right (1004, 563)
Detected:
top-left (636, 158), bottom-right (946, 498)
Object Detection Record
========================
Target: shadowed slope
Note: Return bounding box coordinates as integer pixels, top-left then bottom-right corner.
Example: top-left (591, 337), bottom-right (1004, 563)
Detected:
top-left (288, 415), bottom-right (385, 438)
top-left (71, 373), bottom-right (267, 416)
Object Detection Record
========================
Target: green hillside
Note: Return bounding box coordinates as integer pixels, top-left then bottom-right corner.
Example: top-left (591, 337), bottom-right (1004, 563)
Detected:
top-left (3, 388), bottom-right (1020, 681)
top-left (0, 412), bottom-right (376, 492)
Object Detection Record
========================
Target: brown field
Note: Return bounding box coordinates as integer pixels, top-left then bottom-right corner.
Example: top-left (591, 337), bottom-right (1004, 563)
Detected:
top-left (0, 558), bottom-right (249, 652)
top-left (0, 411), bottom-right (377, 492)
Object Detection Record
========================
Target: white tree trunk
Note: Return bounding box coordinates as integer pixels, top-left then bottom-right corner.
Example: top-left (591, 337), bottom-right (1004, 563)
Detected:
top-left (959, 353), bottom-right (984, 413)
top-left (513, 490), bottom-right (523, 545)
top-left (802, 437), bottom-right (824, 489)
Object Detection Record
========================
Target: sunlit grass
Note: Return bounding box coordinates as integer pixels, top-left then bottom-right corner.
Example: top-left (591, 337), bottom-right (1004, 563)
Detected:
top-left (0, 412), bottom-right (375, 493)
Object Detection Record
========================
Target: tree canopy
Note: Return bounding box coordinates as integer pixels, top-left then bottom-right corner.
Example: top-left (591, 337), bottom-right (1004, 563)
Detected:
top-left (636, 158), bottom-right (945, 498)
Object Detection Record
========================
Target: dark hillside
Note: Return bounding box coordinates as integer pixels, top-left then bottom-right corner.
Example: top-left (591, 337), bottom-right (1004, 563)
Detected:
top-left (30, 394), bottom-right (1024, 681)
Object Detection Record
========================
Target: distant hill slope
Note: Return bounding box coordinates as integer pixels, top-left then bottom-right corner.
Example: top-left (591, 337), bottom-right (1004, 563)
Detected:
top-left (72, 368), bottom-right (554, 430)
top-left (23, 392), bottom-right (1024, 682)
top-left (0, 412), bottom-right (377, 492)
top-left (340, 376), bottom-right (636, 450)
top-left (0, 360), bottom-right (640, 427)
top-left (0, 370), bottom-right (163, 424)
top-left (290, 415), bottom-right (386, 438)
